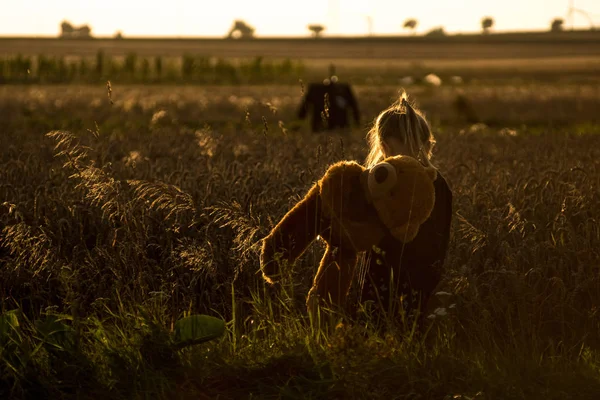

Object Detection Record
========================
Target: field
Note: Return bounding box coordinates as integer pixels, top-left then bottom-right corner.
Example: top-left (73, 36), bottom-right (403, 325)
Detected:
top-left (2, 33), bottom-right (600, 86)
top-left (3, 31), bottom-right (600, 59)
top-left (1, 37), bottom-right (600, 399)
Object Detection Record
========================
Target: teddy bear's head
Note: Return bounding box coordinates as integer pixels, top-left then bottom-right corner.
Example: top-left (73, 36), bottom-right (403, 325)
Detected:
top-left (318, 155), bottom-right (436, 251)
top-left (318, 160), bottom-right (385, 252)
top-left (363, 155), bottom-right (437, 242)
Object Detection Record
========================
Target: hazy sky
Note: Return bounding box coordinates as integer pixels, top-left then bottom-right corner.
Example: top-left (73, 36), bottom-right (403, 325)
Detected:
top-left (2, 0), bottom-right (599, 37)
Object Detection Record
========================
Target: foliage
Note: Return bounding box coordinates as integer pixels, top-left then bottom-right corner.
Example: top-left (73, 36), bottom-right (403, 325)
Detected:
top-left (227, 20), bottom-right (255, 39)
top-left (552, 18), bottom-right (565, 32)
top-left (308, 24), bottom-right (325, 38)
top-left (403, 18), bottom-right (418, 31)
top-left (1, 49), bottom-right (598, 86)
top-left (172, 314), bottom-right (225, 348)
top-left (482, 17), bottom-right (494, 34)
top-left (0, 51), bottom-right (305, 85)
top-left (425, 27), bottom-right (447, 37)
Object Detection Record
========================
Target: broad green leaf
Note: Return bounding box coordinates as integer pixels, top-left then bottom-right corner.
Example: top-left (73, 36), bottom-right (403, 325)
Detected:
top-left (173, 314), bottom-right (225, 348)
top-left (0, 309), bottom-right (20, 339)
top-left (34, 315), bottom-right (74, 351)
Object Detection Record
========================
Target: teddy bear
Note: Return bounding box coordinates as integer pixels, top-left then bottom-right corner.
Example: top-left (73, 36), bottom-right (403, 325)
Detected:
top-left (260, 155), bottom-right (437, 316)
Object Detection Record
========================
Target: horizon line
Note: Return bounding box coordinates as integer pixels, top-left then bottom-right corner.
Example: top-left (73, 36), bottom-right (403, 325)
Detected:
top-left (0, 27), bottom-right (598, 40)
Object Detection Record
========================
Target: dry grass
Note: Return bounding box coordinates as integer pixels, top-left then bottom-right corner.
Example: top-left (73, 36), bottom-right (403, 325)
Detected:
top-left (0, 83), bottom-right (599, 399)
top-left (3, 83), bottom-right (600, 127)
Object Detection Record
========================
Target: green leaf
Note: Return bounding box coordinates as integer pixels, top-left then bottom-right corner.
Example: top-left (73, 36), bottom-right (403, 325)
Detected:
top-left (0, 309), bottom-right (20, 340)
top-left (34, 315), bottom-right (74, 351)
top-left (173, 314), bottom-right (225, 348)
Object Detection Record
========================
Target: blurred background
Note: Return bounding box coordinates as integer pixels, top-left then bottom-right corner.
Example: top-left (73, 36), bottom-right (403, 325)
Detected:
top-left (1, 0), bottom-right (599, 87)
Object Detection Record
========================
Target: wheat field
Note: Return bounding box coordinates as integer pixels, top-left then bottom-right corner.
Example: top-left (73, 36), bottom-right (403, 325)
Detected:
top-left (1, 81), bottom-right (599, 399)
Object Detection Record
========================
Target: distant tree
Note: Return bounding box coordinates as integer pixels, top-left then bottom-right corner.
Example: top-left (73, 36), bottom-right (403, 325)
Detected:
top-left (79, 25), bottom-right (91, 37)
top-left (403, 18), bottom-right (418, 34)
top-left (425, 27), bottom-right (446, 37)
top-left (114, 31), bottom-right (124, 40)
top-left (481, 17), bottom-right (494, 34)
top-left (227, 20), bottom-right (255, 39)
top-left (308, 24), bottom-right (325, 38)
top-left (551, 18), bottom-right (564, 32)
top-left (60, 21), bottom-right (74, 36)
top-left (60, 20), bottom-right (92, 39)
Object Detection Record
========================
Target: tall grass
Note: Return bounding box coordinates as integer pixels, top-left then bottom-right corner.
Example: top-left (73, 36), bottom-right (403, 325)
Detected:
top-left (0, 84), bottom-right (599, 398)
top-left (0, 51), bottom-right (305, 85)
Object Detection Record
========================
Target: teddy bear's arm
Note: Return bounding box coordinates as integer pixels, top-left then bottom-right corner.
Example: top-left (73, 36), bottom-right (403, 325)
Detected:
top-left (260, 183), bottom-right (328, 284)
top-left (306, 246), bottom-right (358, 315)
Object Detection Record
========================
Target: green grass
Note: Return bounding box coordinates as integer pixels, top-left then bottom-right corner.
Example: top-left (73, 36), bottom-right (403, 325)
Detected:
top-left (1, 83), bottom-right (600, 399)
top-left (0, 52), bottom-right (307, 85)
top-left (2, 50), bottom-right (600, 86)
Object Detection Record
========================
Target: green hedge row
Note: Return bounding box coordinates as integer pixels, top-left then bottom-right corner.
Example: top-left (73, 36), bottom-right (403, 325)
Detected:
top-left (0, 51), bottom-right (306, 84)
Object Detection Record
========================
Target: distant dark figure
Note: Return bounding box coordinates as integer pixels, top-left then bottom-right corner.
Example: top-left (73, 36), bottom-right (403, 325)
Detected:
top-left (454, 91), bottom-right (479, 124)
top-left (298, 68), bottom-right (360, 133)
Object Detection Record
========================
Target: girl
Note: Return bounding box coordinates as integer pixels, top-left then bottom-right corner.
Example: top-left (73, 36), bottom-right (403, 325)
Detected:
top-left (355, 92), bottom-right (453, 330)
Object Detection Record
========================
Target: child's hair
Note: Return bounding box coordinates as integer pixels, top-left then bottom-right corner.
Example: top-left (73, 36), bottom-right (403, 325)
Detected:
top-left (365, 92), bottom-right (436, 168)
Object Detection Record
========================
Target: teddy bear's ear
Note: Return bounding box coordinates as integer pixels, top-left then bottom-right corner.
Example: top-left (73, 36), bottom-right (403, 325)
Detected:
top-left (367, 162), bottom-right (397, 200)
top-left (424, 166), bottom-right (438, 182)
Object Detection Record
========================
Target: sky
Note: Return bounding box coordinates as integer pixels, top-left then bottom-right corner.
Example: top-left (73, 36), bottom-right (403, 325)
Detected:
top-left (1, 0), bottom-right (599, 37)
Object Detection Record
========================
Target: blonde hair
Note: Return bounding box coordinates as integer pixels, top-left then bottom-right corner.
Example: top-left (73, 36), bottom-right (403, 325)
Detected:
top-left (365, 92), bottom-right (436, 168)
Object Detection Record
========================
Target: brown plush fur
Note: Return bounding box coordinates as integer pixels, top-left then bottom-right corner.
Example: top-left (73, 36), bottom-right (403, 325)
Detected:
top-left (260, 156), bottom-right (436, 316)
top-left (372, 155), bottom-right (437, 242)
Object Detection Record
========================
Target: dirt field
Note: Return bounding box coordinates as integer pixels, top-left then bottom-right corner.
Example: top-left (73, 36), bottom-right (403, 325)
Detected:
top-left (2, 31), bottom-right (600, 60)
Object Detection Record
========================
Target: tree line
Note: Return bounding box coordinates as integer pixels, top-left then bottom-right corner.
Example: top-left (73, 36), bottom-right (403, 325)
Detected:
top-left (0, 52), bottom-right (305, 85)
